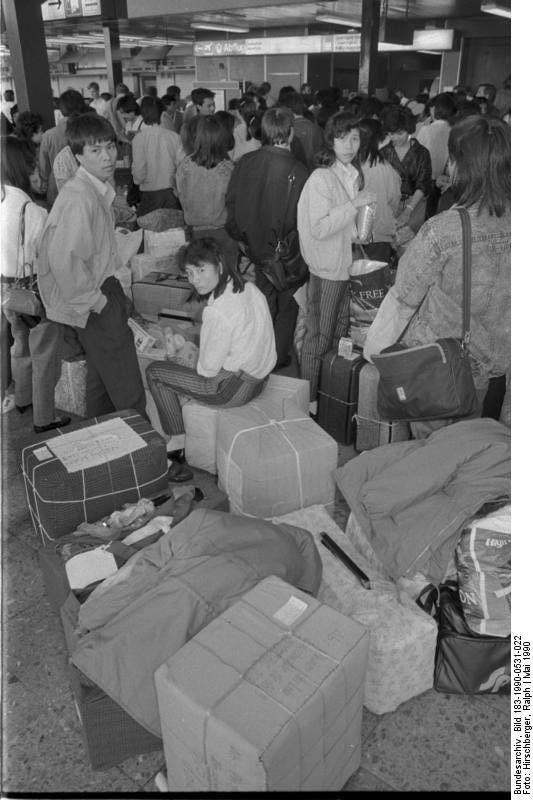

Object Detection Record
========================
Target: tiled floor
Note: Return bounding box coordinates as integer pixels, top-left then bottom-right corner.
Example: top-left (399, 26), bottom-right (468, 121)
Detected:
top-left (1, 402), bottom-right (511, 794)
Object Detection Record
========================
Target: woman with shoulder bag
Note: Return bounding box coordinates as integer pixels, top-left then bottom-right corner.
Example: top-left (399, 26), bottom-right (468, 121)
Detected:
top-left (364, 115), bottom-right (510, 439)
top-left (1, 137), bottom-right (70, 432)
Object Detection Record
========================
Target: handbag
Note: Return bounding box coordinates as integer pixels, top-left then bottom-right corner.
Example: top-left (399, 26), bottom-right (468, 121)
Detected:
top-left (2, 201), bottom-right (44, 319)
top-left (372, 207), bottom-right (478, 422)
top-left (261, 171), bottom-right (309, 292)
top-left (417, 581), bottom-right (511, 695)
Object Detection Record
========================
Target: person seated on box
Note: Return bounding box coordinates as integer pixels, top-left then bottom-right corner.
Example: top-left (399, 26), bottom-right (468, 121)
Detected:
top-left (146, 237), bottom-right (277, 482)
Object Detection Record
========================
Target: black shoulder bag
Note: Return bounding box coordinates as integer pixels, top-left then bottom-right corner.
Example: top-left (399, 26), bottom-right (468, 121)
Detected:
top-left (261, 171), bottom-right (309, 293)
top-left (2, 201), bottom-right (44, 321)
top-left (372, 206), bottom-right (478, 422)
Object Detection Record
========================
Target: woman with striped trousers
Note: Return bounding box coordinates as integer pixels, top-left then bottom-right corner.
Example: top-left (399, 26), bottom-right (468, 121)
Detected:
top-left (146, 237), bottom-right (276, 481)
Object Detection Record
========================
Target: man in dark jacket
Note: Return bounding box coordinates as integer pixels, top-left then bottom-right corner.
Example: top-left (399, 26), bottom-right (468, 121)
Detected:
top-left (226, 107), bottom-right (309, 368)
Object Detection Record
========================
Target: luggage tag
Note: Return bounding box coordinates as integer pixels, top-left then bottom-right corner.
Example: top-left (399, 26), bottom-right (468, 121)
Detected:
top-left (338, 336), bottom-right (358, 360)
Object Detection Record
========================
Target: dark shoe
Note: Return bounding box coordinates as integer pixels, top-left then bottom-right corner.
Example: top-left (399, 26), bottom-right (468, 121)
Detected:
top-left (168, 460), bottom-right (194, 483)
top-left (34, 415), bottom-right (71, 434)
top-left (167, 448), bottom-right (185, 463)
top-left (16, 403), bottom-right (32, 414)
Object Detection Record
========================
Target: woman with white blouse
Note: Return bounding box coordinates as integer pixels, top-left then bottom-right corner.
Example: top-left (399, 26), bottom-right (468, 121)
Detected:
top-left (1, 137), bottom-right (69, 432)
top-left (297, 111), bottom-right (376, 401)
top-left (146, 237), bottom-right (276, 482)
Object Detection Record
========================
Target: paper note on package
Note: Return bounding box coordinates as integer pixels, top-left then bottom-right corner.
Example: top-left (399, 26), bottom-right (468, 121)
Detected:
top-left (46, 418), bottom-right (148, 473)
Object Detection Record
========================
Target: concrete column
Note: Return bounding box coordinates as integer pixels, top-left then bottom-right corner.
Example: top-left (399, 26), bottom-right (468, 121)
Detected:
top-left (3, 0), bottom-right (55, 129)
top-left (358, 0), bottom-right (380, 96)
top-left (103, 20), bottom-right (122, 94)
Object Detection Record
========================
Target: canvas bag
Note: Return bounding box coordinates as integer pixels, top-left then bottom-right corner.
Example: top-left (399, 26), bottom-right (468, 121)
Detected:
top-left (372, 207), bottom-right (477, 422)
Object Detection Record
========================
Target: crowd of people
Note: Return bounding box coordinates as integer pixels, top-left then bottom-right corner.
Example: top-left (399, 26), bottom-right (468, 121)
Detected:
top-left (0, 74), bottom-right (510, 478)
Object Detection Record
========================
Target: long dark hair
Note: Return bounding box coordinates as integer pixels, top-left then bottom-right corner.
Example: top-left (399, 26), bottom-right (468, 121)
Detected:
top-left (0, 136), bottom-right (35, 195)
top-left (358, 117), bottom-right (384, 167)
top-left (448, 115), bottom-right (510, 217)
top-left (191, 115), bottom-right (232, 168)
top-left (314, 111), bottom-right (365, 188)
top-left (180, 237), bottom-right (244, 298)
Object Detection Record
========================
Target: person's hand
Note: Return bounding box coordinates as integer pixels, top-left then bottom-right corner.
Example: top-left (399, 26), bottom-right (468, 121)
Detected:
top-left (352, 191), bottom-right (377, 209)
top-left (435, 174), bottom-right (451, 190)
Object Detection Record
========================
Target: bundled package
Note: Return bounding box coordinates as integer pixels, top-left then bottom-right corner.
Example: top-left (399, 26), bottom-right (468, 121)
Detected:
top-left (54, 357), bottom-right (87, 418)
top-left (216, 398), bottom-right (337, 517)
top-left (273, 505), bottom-right (437, 715)
top-left (182, 374), bottom-right (310, 476)
top-left (155, 575), bottom-right (369, 792)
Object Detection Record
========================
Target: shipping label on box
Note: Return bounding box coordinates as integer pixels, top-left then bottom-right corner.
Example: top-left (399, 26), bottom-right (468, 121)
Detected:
top-left (155, 575), bottom-right (369, 793)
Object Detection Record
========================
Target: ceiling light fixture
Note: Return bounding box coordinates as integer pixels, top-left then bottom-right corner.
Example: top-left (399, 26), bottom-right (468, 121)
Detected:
top-left (315, 14), bottom-right (362, 28)
top-left (190, 21), bottom-right (249, 33)
top-left (480, 2), bottom-right (511, 18)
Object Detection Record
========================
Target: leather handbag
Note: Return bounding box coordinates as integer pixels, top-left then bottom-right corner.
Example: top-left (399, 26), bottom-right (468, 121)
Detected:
top-left (261, 171), bottom-right (309, 292)
top-left (2, 201), bottom-right (44, 319)
top-left (417, 581), bottom-right (511, 695)
top-left (372, 207), bottom-right (477, 422)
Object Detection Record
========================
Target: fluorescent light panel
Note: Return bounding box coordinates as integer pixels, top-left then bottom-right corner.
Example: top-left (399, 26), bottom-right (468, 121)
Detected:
top-left (191, 21), bottom-right (249, 33)
top-left (315, 14), bottom-right (361, 27)
top-left (480, 2), bottom-right (511, 18)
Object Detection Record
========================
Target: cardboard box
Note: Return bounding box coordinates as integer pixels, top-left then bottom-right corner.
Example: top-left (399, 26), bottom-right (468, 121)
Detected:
top-left (132, 272), bottom-right (193, 317)
top-left (275, 505), bottom-right (438, 715)
top-left (54, 357), bottom-right (87, 418)
top-left (155, 575), bottom-right (368, 792)
top-left (60, 593), bottom-right (162, 770)
top-left (216, 398), bottom-right (337, 518)
top-left (130, 252), bottom-right (180, 282)
top-left (182, 374), bottom-right (311, 476)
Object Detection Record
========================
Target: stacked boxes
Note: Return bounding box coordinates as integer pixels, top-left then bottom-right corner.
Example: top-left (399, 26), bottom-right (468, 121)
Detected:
top-left (216, 398), bottom-right (337, 518)
top-left (155, 575), bottom-right (369, 792)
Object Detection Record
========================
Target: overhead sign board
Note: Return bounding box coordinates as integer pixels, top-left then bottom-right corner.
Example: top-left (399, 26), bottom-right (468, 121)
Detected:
top-left (42, 0), bottom-right (101, 21)
top-left (194, 34), bottom-right (361, 57)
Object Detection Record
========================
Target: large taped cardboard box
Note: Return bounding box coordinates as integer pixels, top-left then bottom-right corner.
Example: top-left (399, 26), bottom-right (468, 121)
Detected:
top-left (155, 575), bottom-right (369, 792)
top-left (22, 410), bottom-right (168, 545)
top-left (60, 593), bottom-right (162, 770)
top-left (275, 505), bottom-right (438, 715)
top-left (132, 272), bottom-right (193, 317)
top-left (54, 357), bottom-right (87, 418)
top-left (216, 398), bottom-right (337, 518)
top-left (183, 374), bottom-right (311, 476)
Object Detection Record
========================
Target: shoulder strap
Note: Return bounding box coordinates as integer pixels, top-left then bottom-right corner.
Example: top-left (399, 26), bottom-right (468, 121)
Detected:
top-left (19, 200), bottom-right (32, 281)
top-left (457, 205), bottom-right (472, 348)
top-left (276, 170), bottom-right (295, 243)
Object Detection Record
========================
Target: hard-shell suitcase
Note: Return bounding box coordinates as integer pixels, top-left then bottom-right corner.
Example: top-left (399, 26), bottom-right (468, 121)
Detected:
top-left (317, 351), bottom-right (409, 449)
top-left (132, 271), bottom-right (193, 317)
top-left (317, 351), bottom-right (365, 445)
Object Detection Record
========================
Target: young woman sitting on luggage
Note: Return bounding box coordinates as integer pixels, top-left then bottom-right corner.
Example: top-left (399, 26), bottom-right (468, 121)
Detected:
top-left (146, 237), bottom-right (277, 482)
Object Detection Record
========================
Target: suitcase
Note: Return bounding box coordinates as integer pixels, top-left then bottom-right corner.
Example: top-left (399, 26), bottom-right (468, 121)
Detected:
top-left (132, 271), bottom-right (193, 318)
top-left (60, 593), bottom-right (162, 770)
top-left (317, 351), bottom-right (409, 449)
top-left (22, 410), bottom-right (168, 545)
top-left (354, 360), bottom-right (410, 451)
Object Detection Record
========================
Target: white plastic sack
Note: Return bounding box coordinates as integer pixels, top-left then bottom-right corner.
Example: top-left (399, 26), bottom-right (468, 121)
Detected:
top-left (144, 228), bottom-right (186, 256)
